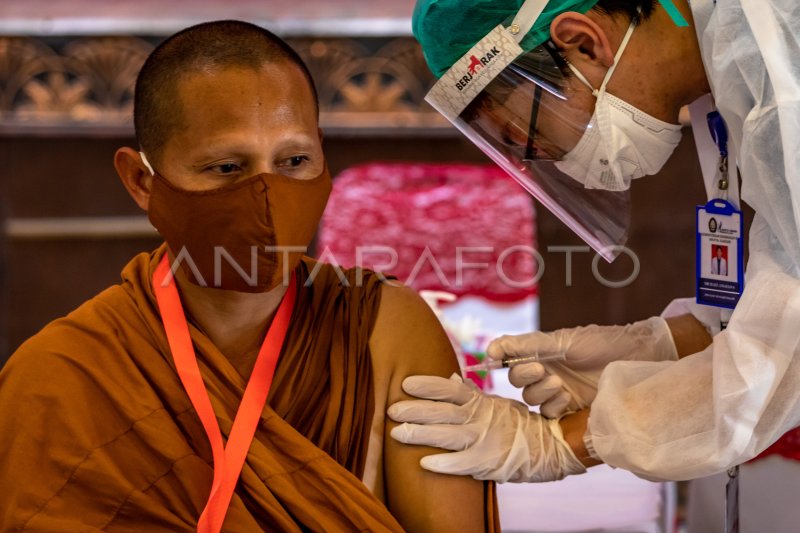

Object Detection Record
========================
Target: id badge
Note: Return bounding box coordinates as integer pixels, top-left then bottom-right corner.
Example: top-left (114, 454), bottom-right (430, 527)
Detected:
top-left (696, 199), bottom-right (744, 309)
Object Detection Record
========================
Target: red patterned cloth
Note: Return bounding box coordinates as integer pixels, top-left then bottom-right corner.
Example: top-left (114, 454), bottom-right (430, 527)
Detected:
top-left (318, 162), bottom-right (538, 302)
top-left (751, 427), bottom-right (800, 463)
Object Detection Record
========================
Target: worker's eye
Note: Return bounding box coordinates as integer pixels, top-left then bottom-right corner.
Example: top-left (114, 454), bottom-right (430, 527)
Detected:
top-left (500, 123), bottom-right (525, 149)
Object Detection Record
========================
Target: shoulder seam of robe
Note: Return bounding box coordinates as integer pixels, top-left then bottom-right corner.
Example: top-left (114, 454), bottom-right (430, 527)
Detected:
top-left (101, 452), bottom-right (199, 530)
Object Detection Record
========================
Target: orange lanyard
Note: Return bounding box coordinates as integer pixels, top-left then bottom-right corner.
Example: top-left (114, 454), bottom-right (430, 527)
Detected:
top-left (153, 255), bottom-right (297, 532)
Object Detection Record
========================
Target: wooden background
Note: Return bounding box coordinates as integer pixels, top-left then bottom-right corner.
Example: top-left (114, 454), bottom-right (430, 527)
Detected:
top-left (0, 18), bottom-right (712, 364)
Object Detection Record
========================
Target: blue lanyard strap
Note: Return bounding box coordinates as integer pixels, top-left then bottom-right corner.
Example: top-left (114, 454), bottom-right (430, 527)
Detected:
top-left (707, 111), bottom-right (729, 158)
top-left (706, 111), bottom-right (730, 193)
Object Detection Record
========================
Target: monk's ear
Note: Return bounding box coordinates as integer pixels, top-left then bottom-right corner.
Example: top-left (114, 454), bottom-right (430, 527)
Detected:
top-left (115, 147), bottom-right (153, 211)
top-left (550, 12), bottom-right (615, 69)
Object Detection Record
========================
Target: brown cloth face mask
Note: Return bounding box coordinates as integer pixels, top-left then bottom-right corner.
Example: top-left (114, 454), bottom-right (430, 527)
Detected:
top-left (147, 166), bottom-right (332, 292)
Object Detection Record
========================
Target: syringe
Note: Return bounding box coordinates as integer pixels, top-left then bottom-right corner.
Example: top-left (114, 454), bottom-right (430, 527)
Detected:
top-left (462, 352), bottom-right (566, 373)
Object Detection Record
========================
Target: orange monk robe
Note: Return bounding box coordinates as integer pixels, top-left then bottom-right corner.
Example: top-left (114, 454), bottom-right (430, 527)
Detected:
top-left (0, 246), bottom-right (498, 531)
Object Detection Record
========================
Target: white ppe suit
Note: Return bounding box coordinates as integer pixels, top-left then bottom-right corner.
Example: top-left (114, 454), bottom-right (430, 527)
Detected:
top-left (588, 0), bottom-right (800, 480)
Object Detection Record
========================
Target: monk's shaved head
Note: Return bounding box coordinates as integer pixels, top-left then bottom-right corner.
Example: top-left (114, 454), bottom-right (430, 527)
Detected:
top-left (134, 20), bottom-right (318, 164)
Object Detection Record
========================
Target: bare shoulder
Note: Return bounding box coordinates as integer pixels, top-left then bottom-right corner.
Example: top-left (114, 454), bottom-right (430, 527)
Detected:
top-left (369, 282), bottom-right (459, 384)
top-left (367, 283), bottom-right (490, 532)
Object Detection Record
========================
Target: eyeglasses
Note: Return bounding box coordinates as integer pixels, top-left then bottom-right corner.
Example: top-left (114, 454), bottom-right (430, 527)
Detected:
top-left (523, 84), bottom-right (556, 162)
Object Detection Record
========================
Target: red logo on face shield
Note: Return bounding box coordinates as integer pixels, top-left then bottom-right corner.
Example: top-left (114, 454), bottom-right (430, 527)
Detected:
top-left (456, 47), bottom-right (501, 92)
top-left (468, 55), bottom-right (483, 75)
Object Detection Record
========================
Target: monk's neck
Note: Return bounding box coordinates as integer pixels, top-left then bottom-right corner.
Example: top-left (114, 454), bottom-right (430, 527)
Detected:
top-left (174, 270), bottom-right (287, 378)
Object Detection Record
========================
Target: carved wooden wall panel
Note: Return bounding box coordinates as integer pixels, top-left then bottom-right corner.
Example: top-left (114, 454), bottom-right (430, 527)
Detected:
top-left (0, 35), bottom-right (448, 135)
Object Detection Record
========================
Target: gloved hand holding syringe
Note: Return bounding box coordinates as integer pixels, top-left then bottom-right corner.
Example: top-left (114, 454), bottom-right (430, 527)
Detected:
top-left (461, 352), bottom-right (566, 374)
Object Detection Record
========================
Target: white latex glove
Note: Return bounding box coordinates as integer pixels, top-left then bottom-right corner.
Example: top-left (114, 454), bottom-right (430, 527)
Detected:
top-left (488, 317), bottom-right (679, 418)
top-left (387, 374), bottom-right (586, 483)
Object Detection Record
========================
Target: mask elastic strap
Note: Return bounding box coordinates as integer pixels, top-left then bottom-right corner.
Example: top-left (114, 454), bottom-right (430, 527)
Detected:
top-left (139, 151), bottom-right (155, 176)
top-left (566, 16), bottom-right (638, 97)
top-left (598, 17), bottom-right (636, 95)
top-left (567, 62), bottom-right (596, 95)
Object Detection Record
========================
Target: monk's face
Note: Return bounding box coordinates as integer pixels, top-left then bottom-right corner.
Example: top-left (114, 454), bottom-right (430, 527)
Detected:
top-left (158, 62), bottom-right (323, 191)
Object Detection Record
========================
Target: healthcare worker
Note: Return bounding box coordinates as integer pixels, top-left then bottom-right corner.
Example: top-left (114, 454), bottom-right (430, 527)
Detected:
top-left (388, 0), bottom-right (800, 484)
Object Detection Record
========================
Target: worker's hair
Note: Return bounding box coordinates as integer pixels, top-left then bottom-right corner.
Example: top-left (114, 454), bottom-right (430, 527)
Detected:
top-left (134, 20), bottom-right (318, 164)
top-left (593, 0), bottom-right (659, 24)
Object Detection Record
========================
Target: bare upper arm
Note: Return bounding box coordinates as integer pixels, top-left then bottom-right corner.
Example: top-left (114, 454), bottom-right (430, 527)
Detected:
top-left (369, 283), bottom-right (489, 533)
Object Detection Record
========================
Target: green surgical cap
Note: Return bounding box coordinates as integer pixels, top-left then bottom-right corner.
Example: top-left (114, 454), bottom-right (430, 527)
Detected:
top-left (413, 0), bottom-right (600, 78)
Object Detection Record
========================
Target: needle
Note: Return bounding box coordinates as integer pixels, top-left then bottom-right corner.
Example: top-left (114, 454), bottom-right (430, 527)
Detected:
top-left (462, 352), bottom-right (566, 373)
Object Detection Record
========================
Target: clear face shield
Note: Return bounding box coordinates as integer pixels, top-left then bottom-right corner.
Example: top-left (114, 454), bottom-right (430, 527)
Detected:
top-left (425, 5), bottom-right (685, 261)
top-left (425, 19), bottom-right (641, 261)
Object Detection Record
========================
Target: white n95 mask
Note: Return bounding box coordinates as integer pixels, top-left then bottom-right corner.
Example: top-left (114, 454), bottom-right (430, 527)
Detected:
top-left (554, 17), bottom-right (683, 191)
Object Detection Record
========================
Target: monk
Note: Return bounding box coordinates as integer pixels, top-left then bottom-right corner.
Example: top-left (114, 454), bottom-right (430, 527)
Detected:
top-left (0, 20), bottom-right (499, 532)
